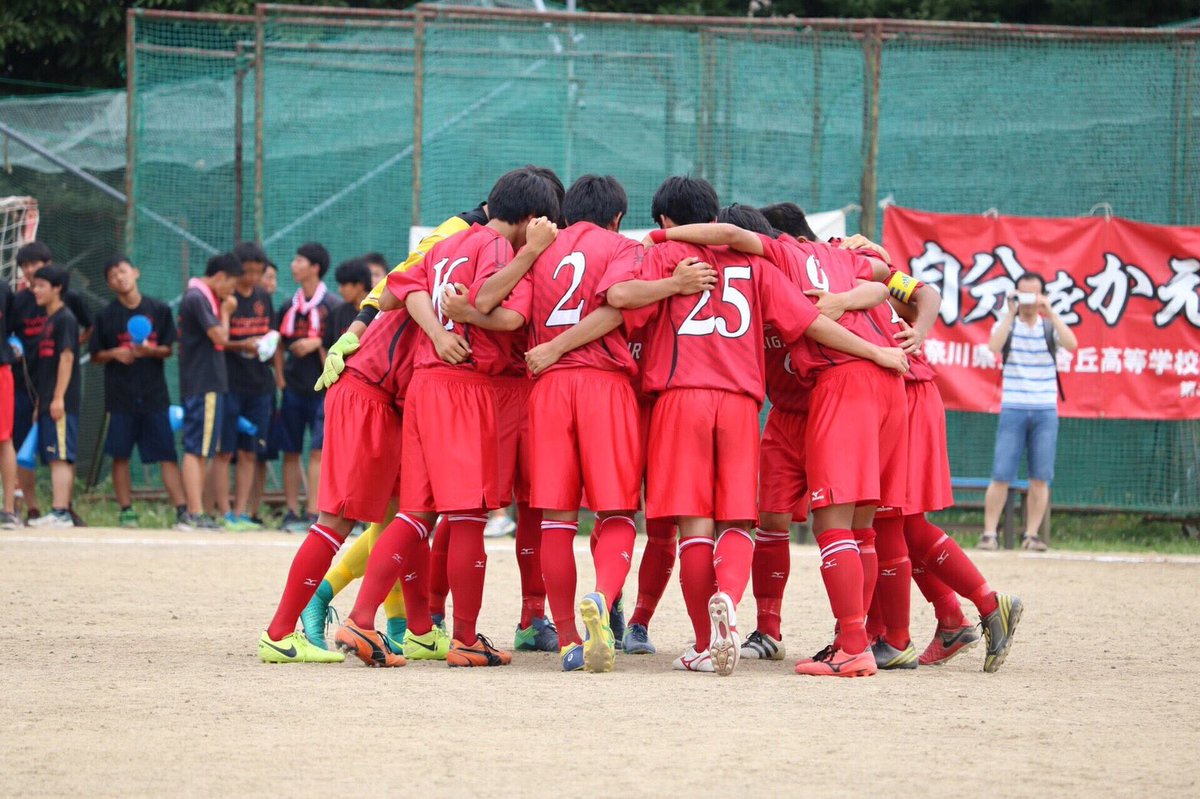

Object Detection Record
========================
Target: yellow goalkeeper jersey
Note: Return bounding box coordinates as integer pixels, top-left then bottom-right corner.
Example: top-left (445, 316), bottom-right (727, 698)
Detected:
top-left (360, 211), bottom-right (480, 311)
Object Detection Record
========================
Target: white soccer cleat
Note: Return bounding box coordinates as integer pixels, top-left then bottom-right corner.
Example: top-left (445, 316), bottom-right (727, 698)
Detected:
top-left (483, 514), bottom-right (516, 538)
top-left (740, 630), bottom-right (785, 660)
top-left (672, 646), bottom-right (715, 673)
top-left (707, 591), bottom-right (740, 676)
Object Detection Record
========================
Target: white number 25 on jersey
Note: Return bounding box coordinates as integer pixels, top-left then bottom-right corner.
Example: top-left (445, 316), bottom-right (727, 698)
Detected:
top-left (678, 265), bottom-right (752, 339)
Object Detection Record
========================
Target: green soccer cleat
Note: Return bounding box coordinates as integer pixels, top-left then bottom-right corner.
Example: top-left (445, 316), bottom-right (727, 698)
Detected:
top-left (258, 631), bottom-right (346, 664)
top-left (387, 616), bottom-right (408, 643)
top-left (514, 616), bottom-right (559, 652)
top-left (300, 581), bottom-right (336, 650)
top-left (982, 593), bottom-right (1024, 673)
top-left (403, 626), bottom-right (451, 661)
top-left (118, 508), bottom-right (139, 528)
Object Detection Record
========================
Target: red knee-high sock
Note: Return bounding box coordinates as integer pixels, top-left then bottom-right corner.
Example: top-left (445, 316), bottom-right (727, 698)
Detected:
top-left (350, 514), bottom-right (429, 632)
top-left (593, 514), bottom-right (637, 603)
top-left (428, 515), bottom-right (451, 618)
top-left (854, 526), bottom-right (878, 612)
top-left (447, 512), bottom-right (488, 646)
top-left (713, 527), bottom-right (755, 607)
top-left (678, 536), bottom-right (717, 649)
top-left (630, 518), bottom-right (676, 628)
top-left (874, 516), bottom-right (912, 650)
top-left (541, 519), bottom-right (582, 647)
top-left (911, 555), bottom-right (965, 627)
top-left (267, 523), bottom-right (346, 640)
top-left (751, 529), bottom-right (790, 639)
top-left (904, 515), bottom-right (998, 618)
top-left (515, 503), bottom-right (545, 627)
top-left (816, 529), bottom-right (867, 655)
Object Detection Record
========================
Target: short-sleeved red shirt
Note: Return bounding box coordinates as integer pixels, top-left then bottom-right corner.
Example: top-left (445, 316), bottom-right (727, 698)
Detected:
top-left (631, 240), bottom-right (818, 404)
top-left (344, 308), bottom-right (419, 408)
top-left (388, 224), bottom-right (530, 376)
top-left (527, 221), bottom-right (642, 377)
top-left (758, 233), bottom-right (891, 378)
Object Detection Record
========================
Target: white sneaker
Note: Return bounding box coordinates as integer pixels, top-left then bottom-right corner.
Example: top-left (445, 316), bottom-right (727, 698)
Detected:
top-left (483, 514), bottom-right (516, 538)
top-left (672, 646), bottom-right (714, 673)
top-left (977, 532), bottom-right (999, 551)
top-left (30, 510), bottom-right (73, 529)
top-left (740, 630), bottom-right (785, 660)
top-left (707, 591), bottom-right (740, 676)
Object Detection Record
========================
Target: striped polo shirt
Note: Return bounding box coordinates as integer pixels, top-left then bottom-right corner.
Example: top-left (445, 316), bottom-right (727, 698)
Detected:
top-left (995, 317), bottom-right (1059, 410)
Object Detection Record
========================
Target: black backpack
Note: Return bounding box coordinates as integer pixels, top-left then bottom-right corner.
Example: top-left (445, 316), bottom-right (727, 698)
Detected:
top-left (1001, 322), bottom-right (1065, 402)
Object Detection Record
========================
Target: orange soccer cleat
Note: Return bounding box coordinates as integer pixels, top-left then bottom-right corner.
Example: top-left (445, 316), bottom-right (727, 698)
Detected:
top-left (794, 644), bottom-right (877, 678)
top-left (446, 633), bottom-right (513, 668)
top-left (334, 619), bottom-right (408, 667)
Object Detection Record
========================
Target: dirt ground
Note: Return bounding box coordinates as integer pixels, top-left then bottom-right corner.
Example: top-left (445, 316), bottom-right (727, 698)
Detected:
top-left (1, 528), bottom-right (1198, 797)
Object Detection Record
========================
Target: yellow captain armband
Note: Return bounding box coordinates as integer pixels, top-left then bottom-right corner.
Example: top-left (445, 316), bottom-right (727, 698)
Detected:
top-left (887, 271), bottom-right (919, 303)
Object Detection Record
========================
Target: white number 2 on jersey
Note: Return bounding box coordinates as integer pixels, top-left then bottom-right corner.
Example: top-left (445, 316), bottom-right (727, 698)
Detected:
top-left (546, 251), bottom-right (586, 327)
top-left (678, 265), bottom-right (752, 339)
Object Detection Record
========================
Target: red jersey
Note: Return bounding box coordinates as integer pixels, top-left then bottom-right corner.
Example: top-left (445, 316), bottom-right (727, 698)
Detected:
top-left (758, 233), bottom-right (891, 378)
top-left (387, 224), bottom-right (531, 376)
top-left (632, 241), bottom-right (818, 404)
top-left (866, 300), bottom-right (936, 383)
top-left (763, 324), bottom-right (812, 414)
top-left (344, 308), bottom-right (419, 408)
top-left (527, 221), bottom-right (642, 377)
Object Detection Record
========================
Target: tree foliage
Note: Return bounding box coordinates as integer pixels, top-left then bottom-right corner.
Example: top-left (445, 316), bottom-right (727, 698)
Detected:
top-left (3, 0), bottom-right (1199, 93)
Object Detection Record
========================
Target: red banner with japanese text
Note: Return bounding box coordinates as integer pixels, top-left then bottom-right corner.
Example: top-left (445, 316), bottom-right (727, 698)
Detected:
top-left (882, 206), bottom-right (1200, 420)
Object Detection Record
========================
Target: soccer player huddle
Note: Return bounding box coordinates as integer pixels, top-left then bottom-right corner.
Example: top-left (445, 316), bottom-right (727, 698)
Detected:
top-left (258, 167), bottom-right (1023, 678)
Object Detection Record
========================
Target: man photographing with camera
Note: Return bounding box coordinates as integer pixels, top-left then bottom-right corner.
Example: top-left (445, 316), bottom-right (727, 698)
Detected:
top-left (980, 272), bottom-right (1078, 551)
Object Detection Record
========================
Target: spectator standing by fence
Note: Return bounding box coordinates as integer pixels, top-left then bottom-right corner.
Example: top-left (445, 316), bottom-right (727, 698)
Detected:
top-left (980, 273), bottom-right (1077, 551)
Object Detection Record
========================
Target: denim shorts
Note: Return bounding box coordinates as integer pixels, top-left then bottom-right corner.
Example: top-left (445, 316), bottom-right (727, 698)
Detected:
top-left (991, 406), bottom-right (1059, 484)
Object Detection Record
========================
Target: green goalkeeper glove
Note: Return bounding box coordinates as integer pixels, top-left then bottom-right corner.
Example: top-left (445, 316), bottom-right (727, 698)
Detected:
top-left (314, 331), bottom-right (360, 391)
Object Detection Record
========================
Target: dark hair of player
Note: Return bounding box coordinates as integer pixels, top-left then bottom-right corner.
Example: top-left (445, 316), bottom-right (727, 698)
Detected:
top-left (1017, 272), bottom-right (1047, 291)
top-left (524, 165), bottom-right (566, 225)
top-left (759, 202), bottom-right (817, 241)
top-left (486, 168), bottom-right (562, 225)
top-left (334, 258), bottom-right (372, 290)
top-left (718, 204), bottom-right (778, 237)
top-left (205, 252), bottom-right (244, 278)
top-left (296, 242), bottom-right (331, 277)
top-left (264, 260), bottom-right (277, 273)
top-left (233, 241), bottom-right (268, 265)
top-left (34, 264), bottom-right (69, 292)
top-left (562, 175), bottom-right (628, 229)
top-left (361, 251), bottom-right (389, 270)
top-left (651, 176), bottom-right (719, 227)
top-left (103, 255), bottom-right (132, 279)
top-left (16, 241), bottom-right (52, 266)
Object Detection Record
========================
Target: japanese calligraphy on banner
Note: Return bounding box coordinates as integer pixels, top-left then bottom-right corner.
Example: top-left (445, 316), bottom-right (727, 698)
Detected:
top-left (882, 206), bottom-right (1200, 420)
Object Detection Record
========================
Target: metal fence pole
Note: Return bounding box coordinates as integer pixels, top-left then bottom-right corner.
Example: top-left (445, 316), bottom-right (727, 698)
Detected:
top-left (254, 4), bottom-right (266, 243)
top-left (234, 42), bottom-right (246, 244)
top-left (859, 22), bottom-right (882, 241)
top-left (412, 7), bottom-right (425, 227)
top-left (125, 9), bottom-right (137, 256)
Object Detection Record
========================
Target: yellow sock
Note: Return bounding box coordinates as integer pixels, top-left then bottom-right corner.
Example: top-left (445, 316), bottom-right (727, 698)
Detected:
top-left (383, 582), bottom-right (407, 621)
top-left (322, 523), bottom-right (379, 594)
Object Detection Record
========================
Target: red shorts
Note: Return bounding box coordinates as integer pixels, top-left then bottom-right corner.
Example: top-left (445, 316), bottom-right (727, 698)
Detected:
top-left (400, 368), bottom-right (501, 513)
top-left (758, 407), bottom-right (808, 522)
top-left (529, 368), bottom-right (642, 512)
top-left (903, 380), bottom-right (953, 514)
top-left (318, 375), bottom-right (403, 523)
top-left (646, 388), bottom-right (759, 521)
top-left (806, 361), bottom-right (908, 509)
top-left (0, 365), bottom-right (12, 443)
top-left (492, 375), bottom-right (532, 504)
